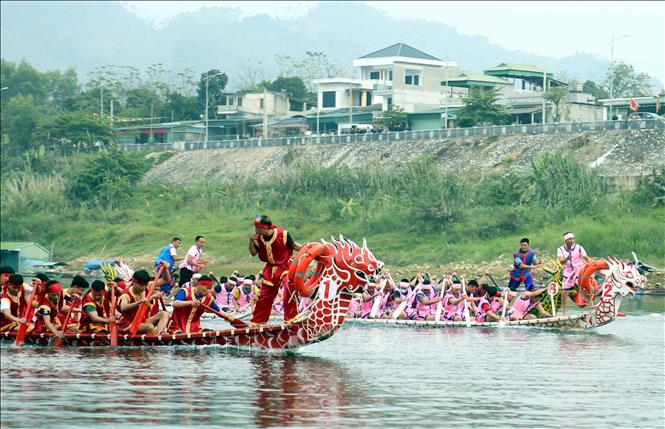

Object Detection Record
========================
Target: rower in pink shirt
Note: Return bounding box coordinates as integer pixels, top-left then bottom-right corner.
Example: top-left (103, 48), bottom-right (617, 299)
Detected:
top-left (507, 287), bottom-right (552, 320)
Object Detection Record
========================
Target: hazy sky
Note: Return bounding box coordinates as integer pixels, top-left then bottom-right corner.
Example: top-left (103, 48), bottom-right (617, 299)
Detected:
top-left (120, 1), bottom-right (664, 81)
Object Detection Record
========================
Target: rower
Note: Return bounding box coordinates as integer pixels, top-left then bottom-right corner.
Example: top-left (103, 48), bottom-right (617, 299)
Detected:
top-left (170, 275), bottom-right (220, 334)
top-left (33, 281), bottom-right (65, 338)
top-left (155, 237), bottom-right (184, 297)
top-left (507, 287), bottom-right (552, 321)
top-left (384, 278), bottom-right (412, 319)
top-left (471, 285), bottom-right (503, 322)
top-left (413, 279), bottom-right (442, 321)
top-left (358, 279), bottom-right (378, 319)
top-left (442, 282), bottom-right (464, 321)
top-left (79, 280), bottom-right (115, 333)
top-left (508, 238), bottom-right (541, 292)
top-left (234, 277), bottom-right (257, 311)
top-left (58, 275), bottom-right (89, 333)
top-left (1, 266), bottom-right (15, 289)
top-left (0, 274), bottom-right (30, 332)
top-left (214, 276), bottom-right (236, 312)
top-left (118, 269), bottom-right (170, 335)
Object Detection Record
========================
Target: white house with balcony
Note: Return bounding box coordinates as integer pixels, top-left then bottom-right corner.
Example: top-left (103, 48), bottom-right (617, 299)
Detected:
top-left (314, 43), bottom-right (460, 114)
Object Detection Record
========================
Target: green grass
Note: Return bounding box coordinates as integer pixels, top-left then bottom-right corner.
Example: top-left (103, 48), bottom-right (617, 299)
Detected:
top-left (2, 152), bottom-right (664, 275)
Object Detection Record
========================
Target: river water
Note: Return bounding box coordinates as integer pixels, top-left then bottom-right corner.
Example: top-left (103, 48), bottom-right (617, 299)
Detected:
top-left (1, 296), bottom-right (663, 428)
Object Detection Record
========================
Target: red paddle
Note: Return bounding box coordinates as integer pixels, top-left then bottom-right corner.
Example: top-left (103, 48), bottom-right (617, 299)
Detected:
top-left (55, 295), bottom-right (80, 348)
top-left (15, 279), bottom-right (41, 346)
top-left (109, 282), bottom-right (118, 346)
top-left (129, 265), bottom-right (165, 336)
top-left (200, 302), bottom-right (248, 329)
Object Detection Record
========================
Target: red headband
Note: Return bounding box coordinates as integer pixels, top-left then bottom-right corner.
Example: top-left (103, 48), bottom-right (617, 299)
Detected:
top-left (47, 283), bottom-right (63, 294)
top-left (255, 220), bottom-right (276, 229)
top-left (198, 279), bottom-right (214, 287)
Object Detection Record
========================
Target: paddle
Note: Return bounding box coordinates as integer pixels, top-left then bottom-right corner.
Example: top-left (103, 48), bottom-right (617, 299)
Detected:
top-left (392, 284), bottom-right (421, 320)
top-left (434, 276), bottom-right (449, 322)
top-left (369, 278), bottom-right (387, 319)
top-left (461, 276), bottom-right (471, 327)
top-left (15, 278), bottom-right (41, 346)
top-left (55, 295), bottom-right (80, 348)
top-left (547, 282), bottom-right (559, 317)
top-left (199, 302), bottom-right (248, 328)
top-left (129, 264), bottom-right (165, 336)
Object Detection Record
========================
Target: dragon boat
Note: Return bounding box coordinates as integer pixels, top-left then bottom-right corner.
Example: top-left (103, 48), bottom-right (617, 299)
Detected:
top-left (1, 236), bottom-right (383, 350)
top-left (347, 256), bottom-right (648, 330)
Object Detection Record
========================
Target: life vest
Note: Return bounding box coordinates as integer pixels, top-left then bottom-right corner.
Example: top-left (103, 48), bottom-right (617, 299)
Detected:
top-left (415, 288), bottom-right (436, 319)
top-left (170, 287), bottom-right (213, 334)
top-left (235, 287), bottom-right (254, 307)
top-left (360, 291), bottom-right (375, 317)
top-left (508, 296), bottom-right (536, 319)
top-left (155, 244), bottom-right (175, 271)
top-left (118, 287), bottom-right (158, 330)
top-left (0, 286), bottom-right (26, 329)
top-left (34, 293), bottom-right (64, 334)
top-left (257, 228), bottom-right (293, 266)
top-left (57, 288), bottom-right (82, 327)
top-left (442, 293), bottom-right (460, 317)
top-left (474, 297), bottom-right (490, 322)
top-left (510, 249), bottom-right (534, 282)
top-left (79, 290), bottom-right (111, 332)
top-left (215, 285), bottom-right (236, 309)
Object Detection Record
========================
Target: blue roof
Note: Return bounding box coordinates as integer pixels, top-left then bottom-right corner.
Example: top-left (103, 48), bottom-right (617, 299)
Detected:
top-left (359, 43), bottom-right (440, 61)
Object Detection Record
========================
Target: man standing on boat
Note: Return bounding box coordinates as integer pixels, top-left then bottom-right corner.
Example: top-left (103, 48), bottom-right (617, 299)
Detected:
top-left (557, 232), bottom-right (591, 313)
top-left (508, 238), bottom-right (541, 292)
top-left (178, 236), bottom-right (208, 287)
top-left (248, 215), bottom-right (302, 326)
top-left (156, 237), bottom-right (184, 296)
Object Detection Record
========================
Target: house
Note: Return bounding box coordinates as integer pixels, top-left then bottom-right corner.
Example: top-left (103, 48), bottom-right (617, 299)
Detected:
top-left (314, 43), bottom-right (460, 116)
top-left (599, 95), bottom-right (664, 120)
top-left (115, 121), bottom-right (205, 145)
top-left (0, 242), bottom-right (51, 273)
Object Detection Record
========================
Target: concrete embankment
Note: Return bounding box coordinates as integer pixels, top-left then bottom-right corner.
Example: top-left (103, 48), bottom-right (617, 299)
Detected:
top-left (143, 129), bottom-right (664, 185)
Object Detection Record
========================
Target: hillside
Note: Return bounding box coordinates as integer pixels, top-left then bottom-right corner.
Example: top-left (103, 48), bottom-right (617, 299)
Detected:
top-left (0, 1), bottom-right (617, 87)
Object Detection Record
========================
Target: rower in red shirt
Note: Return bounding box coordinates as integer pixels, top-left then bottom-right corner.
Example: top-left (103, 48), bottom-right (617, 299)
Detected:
top-left (118, 268), bottom-right (170, 334)
top-left (0, 274), bottom-right (30, 332)
top-left (170, 275), bottom-right (220, 333)
top-left (80, 280), bottom-right (116, 332)
top-left (249, 215), bottom-right (302, 325)
top-left (34, 281), bottom-right (66, 338)
top-left (58, 275), bottom-right (89, 333)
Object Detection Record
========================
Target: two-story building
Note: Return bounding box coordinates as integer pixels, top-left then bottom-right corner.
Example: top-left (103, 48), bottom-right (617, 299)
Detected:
top-left (314, 43), bottom-right (460, 114)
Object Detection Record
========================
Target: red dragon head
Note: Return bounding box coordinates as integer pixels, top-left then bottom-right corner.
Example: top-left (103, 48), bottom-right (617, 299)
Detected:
top-left (325, 235), bottom-right (384, 293)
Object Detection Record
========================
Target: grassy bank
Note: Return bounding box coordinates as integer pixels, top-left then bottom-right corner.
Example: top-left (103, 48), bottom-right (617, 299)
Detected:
top-left (1, 149), bottom-right (663, 275)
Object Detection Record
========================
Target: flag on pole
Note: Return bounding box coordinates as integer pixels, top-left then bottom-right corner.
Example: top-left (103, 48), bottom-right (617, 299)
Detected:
top-left (629, 99), bottom-right (640, 111)
top-left (656, 97), bottom-right (661, 114)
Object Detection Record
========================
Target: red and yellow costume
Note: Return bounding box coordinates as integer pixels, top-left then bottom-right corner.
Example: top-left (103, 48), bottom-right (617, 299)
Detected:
top-left (33, 290), bottom-right (64, 334)
top-left (0, 286), bottom-right (27, 332)
top-left (80, 290), bottom-right (112, 332)
top-left (251, 223), bottom-right (298, 324)
top-left (118, 285), bottom-right (159, 331)
top-left (170, 286), bottom-right (215, 333)
top-left (58, 288), bottom-right (82, 329)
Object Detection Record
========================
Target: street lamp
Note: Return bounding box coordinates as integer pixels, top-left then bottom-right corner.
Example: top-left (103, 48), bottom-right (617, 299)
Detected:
top-left (609, 34), bottom-right (630, 120)
top-left (203, 72), bottom-right (226, 144)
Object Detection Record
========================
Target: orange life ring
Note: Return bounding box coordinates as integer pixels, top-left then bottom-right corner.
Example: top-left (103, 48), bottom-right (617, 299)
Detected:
top-left (289, 243), bottom-right (327, 297)
top-left (578, 259), bottom-right (608, 296)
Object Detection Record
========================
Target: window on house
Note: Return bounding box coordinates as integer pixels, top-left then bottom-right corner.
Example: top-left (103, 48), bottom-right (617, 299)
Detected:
top-left (322, 91), bottom-right (336, 108)
top-left (387, 97), bottom-right (393, 109)
top-left (389, 70), bottom-right (393, 81)
top-left (370, 71), bottom-right (380, 80)
top-left (220, 96), bottom-right (227, 106)
top-left (229, 97), bottom-right (234, 106)
top-left (405, 70), bottom-right (421, 86)
top-left (237, 97), bottom-right (242, 107)
top-left (260, 98), bottom-right (264, 109)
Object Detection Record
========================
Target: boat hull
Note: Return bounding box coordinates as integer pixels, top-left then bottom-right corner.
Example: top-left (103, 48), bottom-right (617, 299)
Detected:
top-left (346, 314), bottom-right (589, 329)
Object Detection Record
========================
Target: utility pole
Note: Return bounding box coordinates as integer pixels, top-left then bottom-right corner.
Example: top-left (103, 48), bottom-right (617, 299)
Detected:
top-left (262, 89), bottom-right (268, 138)
top-left (203, 72), bottom-right (226, 144)
top-left (609, 34), bottom-right (630, 120)
top-left (542, 66), bottom-right (547, 124)
top-left (349, 87), bottom-right (353, 129)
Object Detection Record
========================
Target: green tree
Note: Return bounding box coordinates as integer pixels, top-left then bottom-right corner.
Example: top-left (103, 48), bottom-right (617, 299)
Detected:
top-left (378, 105), bottom-right (408, 131)
top-left (582, 80), bottom-right (609, 100)
top-left (544, 86), bottom-right (569, 122)
top-left (268, 76), bottom-right (308, 100)
top-left (4, 95), bottom-right (41, 152)
top-left (455, 88), bottom-right (510, 128)
top-left (197, 70), bottom-right (228, 119)
top-left (165, 91), bottom-right (200, 121)
top-left (43, 67), bottom-right (80, 110)
top-left (66, 148), bottom-right (151, 207)
top-left (34, 111), bottom-right (113, 153)
top-left (604, 62), bottom-right (653, 97)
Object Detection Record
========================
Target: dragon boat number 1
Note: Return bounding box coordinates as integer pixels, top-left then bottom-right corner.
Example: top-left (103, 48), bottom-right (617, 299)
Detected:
top-left (547, 282), bottom-right (558, 317)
